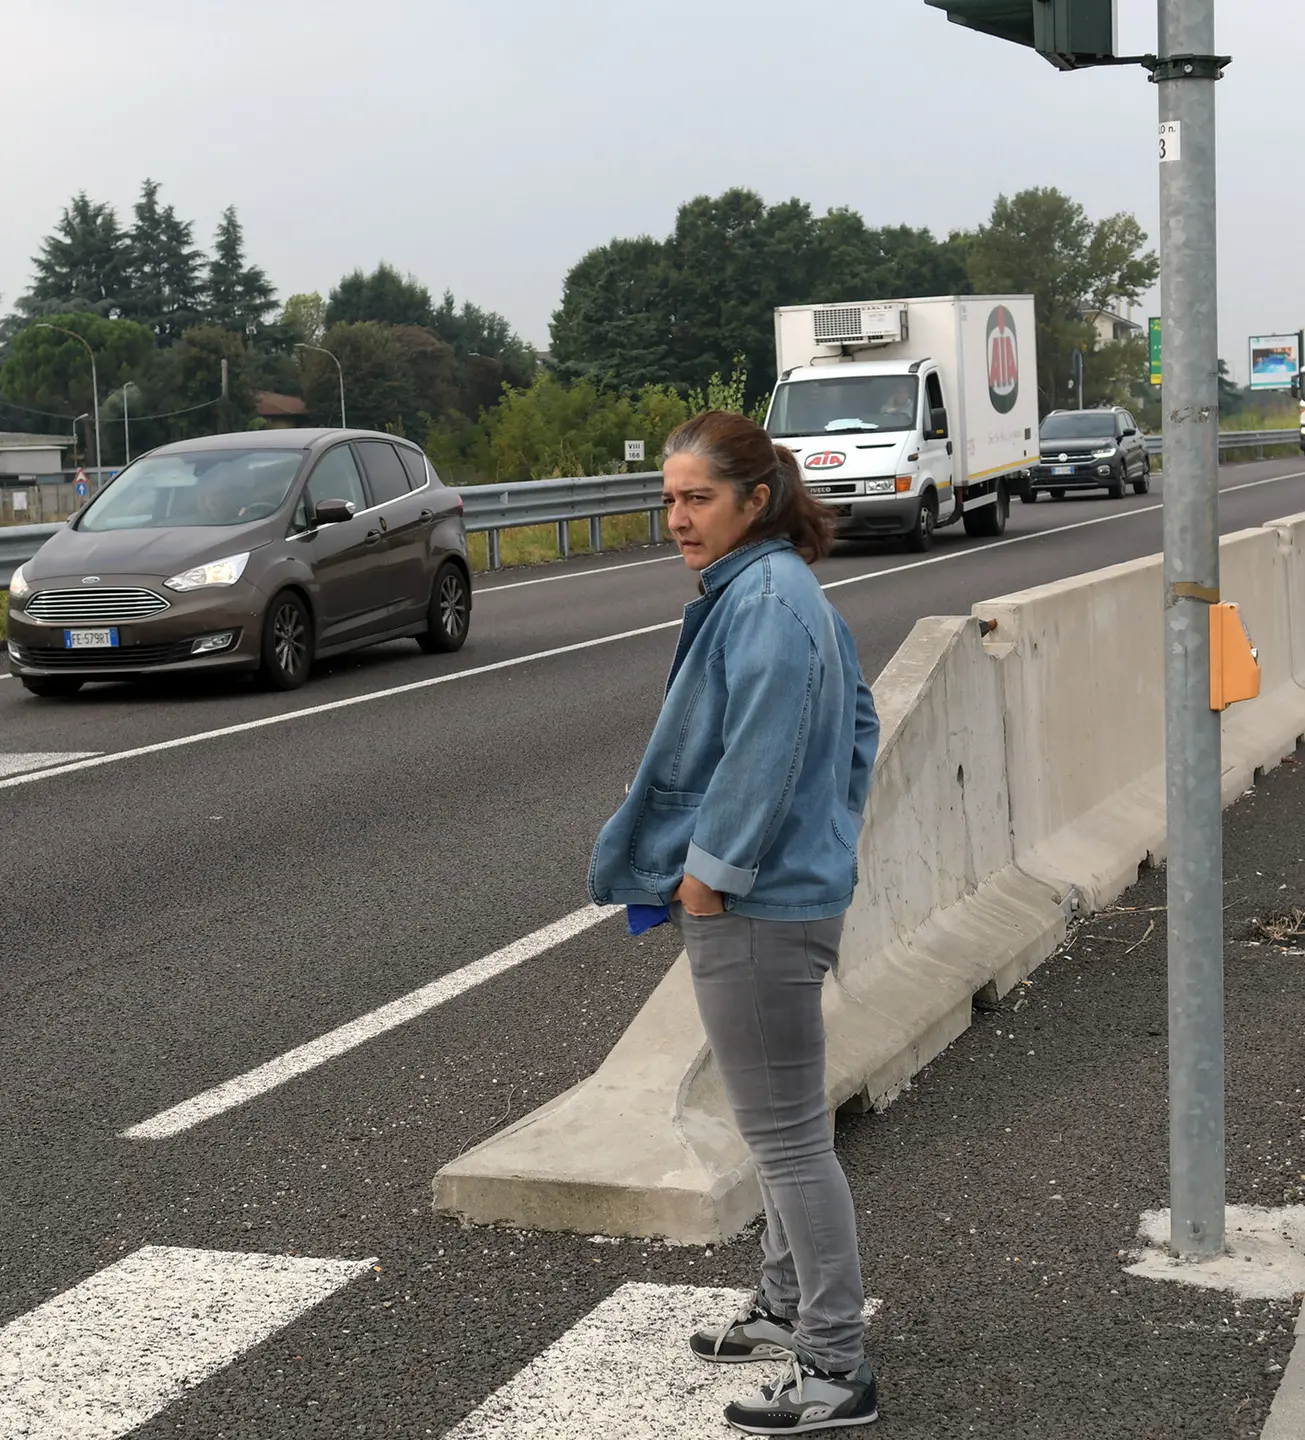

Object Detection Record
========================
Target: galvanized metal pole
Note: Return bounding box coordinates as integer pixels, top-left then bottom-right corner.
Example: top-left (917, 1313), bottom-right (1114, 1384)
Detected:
top-left (1158, 0), bottom-right (1226, 1258)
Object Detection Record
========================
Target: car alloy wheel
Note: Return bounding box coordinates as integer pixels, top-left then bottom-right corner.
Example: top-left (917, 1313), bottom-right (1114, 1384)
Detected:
top-left (259, 591), bottom-right (313, 690)
top-left (274, 603), bottom-right (307, 676)
top-left (439, 571), bottom-right (468, 642)
top-left (418, 562), bottom-right (471, 654)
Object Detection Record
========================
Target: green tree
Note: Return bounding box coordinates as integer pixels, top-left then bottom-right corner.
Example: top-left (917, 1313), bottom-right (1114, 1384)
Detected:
top-left (121, 179), bottom-right (205, 344)
top-left (325, 263), bottom-right (434, 330)
top-left (0, 313), bottom-right (155, 459)
top-left (428, 371), bottom-right (688, 484)
top-left (206, 206), bottom-right (277, 334)
top-left (300, 321), bottom-right (454, 438)
top-left (550, 189), bottom-right (971, 402)
top-left (23, 193), bottom-right (129, 317)
top-left (432, 290), bottom-right (537, 413)
top-left (280, 291), bottom-right (326, 346)
top-left (550, 236), bottom-right (676, 390)
top-left (966, 188), bottom-right (1159, 411)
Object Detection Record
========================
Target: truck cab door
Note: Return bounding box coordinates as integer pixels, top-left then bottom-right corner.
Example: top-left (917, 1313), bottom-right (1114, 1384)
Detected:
top-left (920, 371), bottom-right (957, 518)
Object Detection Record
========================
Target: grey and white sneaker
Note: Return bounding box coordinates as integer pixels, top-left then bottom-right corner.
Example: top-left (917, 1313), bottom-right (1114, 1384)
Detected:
top-left (724, 1353), bottom-right (879, 1434)
top-left (689, 1291), bottom-right (796, 1363)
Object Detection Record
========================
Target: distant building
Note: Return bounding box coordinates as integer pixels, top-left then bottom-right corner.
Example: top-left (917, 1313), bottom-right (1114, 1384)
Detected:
top-left (1083, 308), bottom-right (1145, 347)
top-left (0, 431), bottom-right (74, 478)
top-left (254, 392), bottom-right (311, 430)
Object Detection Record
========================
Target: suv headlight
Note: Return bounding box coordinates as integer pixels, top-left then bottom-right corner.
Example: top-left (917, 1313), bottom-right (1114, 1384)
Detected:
top-left (8, 563), bottom-right (32, 598)
top-left (1092, 447), bottom-right (1119, 459)
top-left (165, 552), bottom-right (251, 592)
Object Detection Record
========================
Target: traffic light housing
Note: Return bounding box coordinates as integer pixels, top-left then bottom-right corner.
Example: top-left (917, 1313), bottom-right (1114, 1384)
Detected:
top-left (924, 0), bottom-right (1118, 70)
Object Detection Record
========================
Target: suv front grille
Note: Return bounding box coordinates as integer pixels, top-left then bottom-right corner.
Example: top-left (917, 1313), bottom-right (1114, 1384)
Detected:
top-left (25, 588), bottom-right (170, 624)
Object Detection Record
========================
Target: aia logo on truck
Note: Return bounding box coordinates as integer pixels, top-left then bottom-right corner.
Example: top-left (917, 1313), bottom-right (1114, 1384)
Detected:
top-left (986, 305), bottom-right (1020, 415)
top-left (804, 451), bottom-right (846, 470)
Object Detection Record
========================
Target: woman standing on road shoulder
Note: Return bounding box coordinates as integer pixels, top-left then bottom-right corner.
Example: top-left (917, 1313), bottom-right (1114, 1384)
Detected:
top-left (588, 411), bottom-right (881, 1435)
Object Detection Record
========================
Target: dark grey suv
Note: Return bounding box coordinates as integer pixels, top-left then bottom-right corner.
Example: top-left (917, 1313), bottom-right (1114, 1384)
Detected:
top-left (6, 429), bottom-right (471, 697)
top-left (1025, 407), bottom-right (1150, 502)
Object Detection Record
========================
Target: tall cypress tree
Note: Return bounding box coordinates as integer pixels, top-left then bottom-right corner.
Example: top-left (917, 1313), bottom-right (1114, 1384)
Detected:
top-left (26, 193), bottom-right (129, 315)
top-left (206, 206), bottom-right (277, 335)
top-left (122, 179), bottom-right (205, 344)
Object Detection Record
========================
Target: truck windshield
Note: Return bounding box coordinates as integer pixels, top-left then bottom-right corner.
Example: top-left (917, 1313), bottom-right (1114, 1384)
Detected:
top-left (768, 376), bottom-right (919, 438)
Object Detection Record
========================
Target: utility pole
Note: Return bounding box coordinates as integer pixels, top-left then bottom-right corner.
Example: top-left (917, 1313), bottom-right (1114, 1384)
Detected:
top-left (921, 0), bottom-right (1233, 1262)
top-left (1156, 0), bottom-right (1229, 1260)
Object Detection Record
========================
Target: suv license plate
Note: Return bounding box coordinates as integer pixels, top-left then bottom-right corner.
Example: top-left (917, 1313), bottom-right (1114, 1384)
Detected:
top-left (1050, 465), bottom-right (1074, 476)
top-left (64, 628), bottom-right (119, 649)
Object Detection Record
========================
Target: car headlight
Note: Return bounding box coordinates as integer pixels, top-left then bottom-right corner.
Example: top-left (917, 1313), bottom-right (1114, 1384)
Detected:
top-left (165, 552), bottom-right (251, 592)
top-left (8, 563), bottom-right (31, 598)
top-left (1092, 447), bottom-right (1118, 459)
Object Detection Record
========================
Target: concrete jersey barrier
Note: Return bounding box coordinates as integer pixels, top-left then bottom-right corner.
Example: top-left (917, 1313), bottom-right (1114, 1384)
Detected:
top-left (433, 510), bottom-right (1305, 1244)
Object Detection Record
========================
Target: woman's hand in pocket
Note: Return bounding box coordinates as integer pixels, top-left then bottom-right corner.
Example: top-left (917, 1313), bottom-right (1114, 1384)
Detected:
top-left (673, 874), bottom-right (725, 917)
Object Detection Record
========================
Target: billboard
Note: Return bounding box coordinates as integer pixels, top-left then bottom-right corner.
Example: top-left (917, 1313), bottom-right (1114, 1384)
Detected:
top-left (1248, 334), bottom-right (1301, 391)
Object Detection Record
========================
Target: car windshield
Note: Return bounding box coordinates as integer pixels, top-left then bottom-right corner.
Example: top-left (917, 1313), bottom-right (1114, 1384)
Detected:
top-left (78, 449), bottom-right (306, 531)
top-left (1040, 414), bottom-right (1118, 441)
top-left (768, 376), bottom-right (919, 438)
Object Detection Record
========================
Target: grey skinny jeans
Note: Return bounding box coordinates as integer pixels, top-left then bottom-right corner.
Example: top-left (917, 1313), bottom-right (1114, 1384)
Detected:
top-left (676, 906), bottom-right (866, 1373)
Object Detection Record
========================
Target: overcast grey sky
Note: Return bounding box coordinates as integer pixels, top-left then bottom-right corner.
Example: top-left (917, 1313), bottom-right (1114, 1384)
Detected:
top-left (5, 1), bottom-right (1299, 382)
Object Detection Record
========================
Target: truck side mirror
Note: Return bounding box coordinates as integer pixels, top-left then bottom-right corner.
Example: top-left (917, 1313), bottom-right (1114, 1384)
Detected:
top-left (931, 407), bottom-right (949, 439)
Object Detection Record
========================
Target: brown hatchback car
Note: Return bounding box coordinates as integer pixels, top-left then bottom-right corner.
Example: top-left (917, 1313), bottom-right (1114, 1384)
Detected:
top-left (6, 429), bottom-right (472, 696)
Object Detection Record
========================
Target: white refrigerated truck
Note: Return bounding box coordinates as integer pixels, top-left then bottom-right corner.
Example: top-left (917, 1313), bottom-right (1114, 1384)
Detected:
top-left (765, 295), bottom-right (1039, 550)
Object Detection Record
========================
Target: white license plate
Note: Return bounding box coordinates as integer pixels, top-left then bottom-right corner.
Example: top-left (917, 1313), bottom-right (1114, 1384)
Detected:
top-left (1050, 465), bottom-right (1075, 476)
top-left (64, 628), bottom-right (119, 649)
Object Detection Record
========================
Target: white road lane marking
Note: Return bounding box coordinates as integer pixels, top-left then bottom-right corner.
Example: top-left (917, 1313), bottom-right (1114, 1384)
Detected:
top-left (4, 468), bottom-right (1301, 794)
top-left (477, 552), bottom-right (679, 593)
top-left (445, 1283), bottom-right (882, 1440)
top-left (0, 752), bottom-right (99, 777)
top-left (122, 902), bottom-right (613, 1139)
top-left (0, 1244), bottom-right (373, 1440)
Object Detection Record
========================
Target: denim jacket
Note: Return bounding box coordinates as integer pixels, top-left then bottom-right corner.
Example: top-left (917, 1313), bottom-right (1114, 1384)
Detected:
top-left (588, 538), bottom-right (880, 921)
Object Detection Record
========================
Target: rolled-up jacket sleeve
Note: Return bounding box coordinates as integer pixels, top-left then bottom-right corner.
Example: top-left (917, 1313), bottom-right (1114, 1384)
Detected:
top-left (684, 595), bottom-right (817, 898)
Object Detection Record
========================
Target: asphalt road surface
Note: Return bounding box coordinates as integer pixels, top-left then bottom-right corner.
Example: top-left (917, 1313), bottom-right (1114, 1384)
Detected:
top-left (2, 457), bottom-right (1303, 1438)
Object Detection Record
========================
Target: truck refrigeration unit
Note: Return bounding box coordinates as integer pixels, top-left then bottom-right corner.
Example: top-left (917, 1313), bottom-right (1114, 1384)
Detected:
top-left (766, 295), bottom-right (1039, 550)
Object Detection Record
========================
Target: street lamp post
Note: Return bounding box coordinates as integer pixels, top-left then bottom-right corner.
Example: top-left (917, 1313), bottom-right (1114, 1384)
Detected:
top-left (36, 323), bottom-right (101, 479)
top-left (72, 412), bottom-right (89, 470)
top-left (296, 344), bottom-right (346, 428)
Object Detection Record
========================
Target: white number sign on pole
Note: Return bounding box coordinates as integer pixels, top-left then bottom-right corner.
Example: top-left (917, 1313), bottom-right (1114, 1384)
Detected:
top-left (624, 440), bottom-right (646, 463)
top-left (1159, 121), bottom-right (1182, 163)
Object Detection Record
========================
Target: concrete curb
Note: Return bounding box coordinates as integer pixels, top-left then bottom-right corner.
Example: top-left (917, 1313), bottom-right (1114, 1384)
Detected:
top-left (1261, 1306), bottom-right (1305, 1440)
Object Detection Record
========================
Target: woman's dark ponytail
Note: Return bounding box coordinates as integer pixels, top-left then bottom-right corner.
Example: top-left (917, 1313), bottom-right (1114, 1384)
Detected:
top-left (663, 412), bottom-right (835, 564)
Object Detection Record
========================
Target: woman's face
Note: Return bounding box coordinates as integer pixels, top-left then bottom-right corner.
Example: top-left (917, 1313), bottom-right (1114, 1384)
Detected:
top-left (663, 452), bottom-right (769, 572)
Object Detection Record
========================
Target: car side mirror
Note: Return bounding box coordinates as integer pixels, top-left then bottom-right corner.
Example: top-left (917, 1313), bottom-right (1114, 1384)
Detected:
top-left (1122, 427), bottom-right (1138, 437)
top-left (930, 407), bottom-right (949, 438)
top-left (312, 498), bottom-right (356, 526)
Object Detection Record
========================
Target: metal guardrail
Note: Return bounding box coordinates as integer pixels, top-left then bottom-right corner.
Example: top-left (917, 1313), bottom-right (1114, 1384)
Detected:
top-left (2, 435), bottom-right (1300, 587)
top-left (1143, 428), bottom-right (1298, 456)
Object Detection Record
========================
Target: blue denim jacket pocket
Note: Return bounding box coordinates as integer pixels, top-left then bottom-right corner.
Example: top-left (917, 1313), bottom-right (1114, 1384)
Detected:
top-left (629, 787), bottom-right (705, 882)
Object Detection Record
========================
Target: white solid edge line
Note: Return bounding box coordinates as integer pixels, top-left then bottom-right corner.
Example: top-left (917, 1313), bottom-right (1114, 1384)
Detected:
top-left (5, 467), bottom-right (1302, 794)
top-left (121, 902), bottom-right (612, 1140)
top-left (476, 551), bottom-right (679, 593)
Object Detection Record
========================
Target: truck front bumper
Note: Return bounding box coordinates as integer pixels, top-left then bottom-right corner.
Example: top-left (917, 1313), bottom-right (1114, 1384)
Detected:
top-left (823, 493), bottom-right (922, 538)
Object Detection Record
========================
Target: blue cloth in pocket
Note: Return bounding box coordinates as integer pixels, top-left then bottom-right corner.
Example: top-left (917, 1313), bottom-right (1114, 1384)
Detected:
top-left (626, 904), bottom-right (671, 936)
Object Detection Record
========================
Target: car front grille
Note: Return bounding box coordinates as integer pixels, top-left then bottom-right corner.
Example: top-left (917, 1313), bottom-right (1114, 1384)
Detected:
top-left (24, 587), bottom-right (170, 624)
top-left (10, 639), bottom-right (198, 670)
